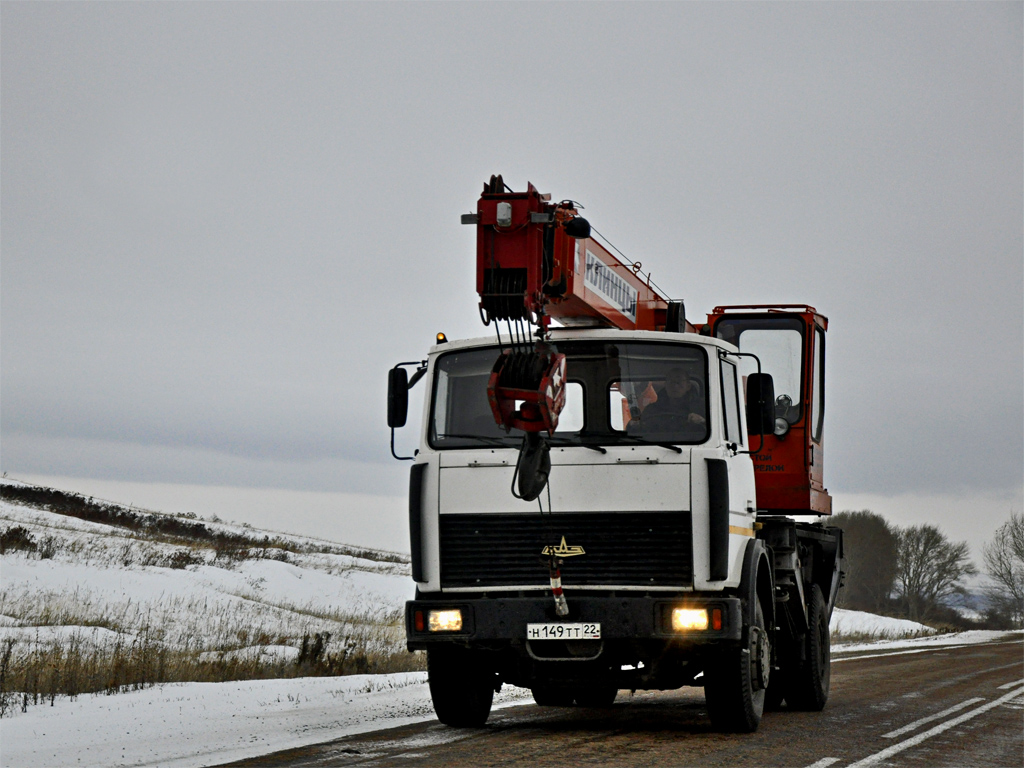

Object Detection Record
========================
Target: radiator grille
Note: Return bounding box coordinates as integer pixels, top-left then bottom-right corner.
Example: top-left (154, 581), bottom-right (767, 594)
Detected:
top-left (439, 512), bottom-right (693, 588)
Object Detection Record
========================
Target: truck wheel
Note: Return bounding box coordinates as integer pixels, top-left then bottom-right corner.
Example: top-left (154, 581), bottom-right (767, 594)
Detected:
top-left (704, 596), bottom-right (768, 733)
top-left (573, 687), bottom-right (617, 707)
top-left (427, 647), bottom-right (494, 727)
top-left (532, 686), bottom-right (575, 706)
top-left (785, 584), bottom-right (830, 711)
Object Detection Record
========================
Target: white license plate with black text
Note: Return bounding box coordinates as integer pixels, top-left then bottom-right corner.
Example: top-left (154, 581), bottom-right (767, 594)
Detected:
top-left (526, 622), bottom-right (601, 640)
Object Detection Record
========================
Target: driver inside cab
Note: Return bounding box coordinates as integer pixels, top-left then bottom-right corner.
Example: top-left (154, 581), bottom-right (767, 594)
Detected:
top-left (636, 367), bottom-right (706, 430)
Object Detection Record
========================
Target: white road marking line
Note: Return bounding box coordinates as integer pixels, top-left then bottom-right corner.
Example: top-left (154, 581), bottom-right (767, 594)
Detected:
top-left (882, 698), bottom-right (984, 738)
top-left (834, 637), bottom-right (1024, 664)
top-left (803, 758), bottom-right (840, 768)
top-left (997, 678), bottom-right (1024, 690)
top-left (833, 645), bottom-right (970, 662)
top-left (844, 685), bottom-right (1024, 768)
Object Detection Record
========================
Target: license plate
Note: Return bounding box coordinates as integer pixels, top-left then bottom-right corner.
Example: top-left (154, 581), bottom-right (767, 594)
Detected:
top-left (527, 622), bottom-right (601, 640)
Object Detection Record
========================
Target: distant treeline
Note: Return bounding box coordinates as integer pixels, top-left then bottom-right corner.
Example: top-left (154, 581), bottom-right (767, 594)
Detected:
top-left (830, 510), bottom-right (1020, 630)
top-left (0, 482), bottom-right (407, 565)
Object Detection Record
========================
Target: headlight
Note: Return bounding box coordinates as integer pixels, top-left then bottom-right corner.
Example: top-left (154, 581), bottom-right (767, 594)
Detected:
top-left (774, 417), bottom-right (790, 436)
top-left (671, 608), bottom-right (709, 631)
top-left (428, 609), bottom-right (463, 632)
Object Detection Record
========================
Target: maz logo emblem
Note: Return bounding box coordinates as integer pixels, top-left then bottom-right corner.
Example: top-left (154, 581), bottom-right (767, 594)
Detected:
top-left (541, 536), bottom-right (586, 558)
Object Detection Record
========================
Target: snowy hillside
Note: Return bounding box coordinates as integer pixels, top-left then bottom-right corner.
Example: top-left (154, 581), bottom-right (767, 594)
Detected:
top-left (0, 479), bottom-right (416, 708)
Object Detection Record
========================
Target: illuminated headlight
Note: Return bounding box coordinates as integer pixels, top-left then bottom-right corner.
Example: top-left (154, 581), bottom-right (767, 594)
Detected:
top-left (774, 417), bottom-right (790, 437)
top-left (428, 609), bottom-right (463, 632)
top-left (671, 608), bottom-right (709, 632)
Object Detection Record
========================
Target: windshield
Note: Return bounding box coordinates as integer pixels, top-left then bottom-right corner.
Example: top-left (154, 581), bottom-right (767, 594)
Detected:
top-left (715, 316), bottom-right (805, 424)
top-left (429, 341), bottom-right (709, 449)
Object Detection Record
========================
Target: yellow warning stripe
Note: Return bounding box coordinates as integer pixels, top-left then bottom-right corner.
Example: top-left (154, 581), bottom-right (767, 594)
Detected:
top-left (729, 525), bottom-right (755, 537)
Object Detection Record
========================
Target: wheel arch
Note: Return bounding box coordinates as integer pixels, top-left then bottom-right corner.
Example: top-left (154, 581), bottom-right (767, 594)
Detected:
top-left (739, 538), bottom-right (775, 637)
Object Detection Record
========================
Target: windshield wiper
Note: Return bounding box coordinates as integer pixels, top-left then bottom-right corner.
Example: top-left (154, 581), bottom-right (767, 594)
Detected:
top-left (435, 433), bottom-right (515, 447)
top-left (438, 433), bottom-right (613, 454)
top-left (611, 434), bottom-right (684, 454)
top-left (546, 436), bottom-right (607, 454)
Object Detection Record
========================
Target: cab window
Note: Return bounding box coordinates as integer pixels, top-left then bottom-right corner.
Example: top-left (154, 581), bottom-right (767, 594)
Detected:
top-left (721, 360), bottom-right (742, 446)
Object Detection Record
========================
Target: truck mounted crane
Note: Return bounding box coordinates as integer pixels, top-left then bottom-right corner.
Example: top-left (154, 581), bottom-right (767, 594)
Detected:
top-left (387, 175), bottom-right (843, 733)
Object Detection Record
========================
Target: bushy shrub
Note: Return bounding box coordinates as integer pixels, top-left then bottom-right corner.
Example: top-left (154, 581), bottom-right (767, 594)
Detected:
top-left (165, 550), bottom-right (202, 569)
top-left (36, 535), bottom-right (61, 560)
top-left (0, 526), bottom-right (36, 555)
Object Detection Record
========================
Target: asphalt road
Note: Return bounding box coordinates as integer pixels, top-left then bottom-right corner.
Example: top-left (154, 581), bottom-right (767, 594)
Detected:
top-left (222, 637), bottom-right (1023, 768)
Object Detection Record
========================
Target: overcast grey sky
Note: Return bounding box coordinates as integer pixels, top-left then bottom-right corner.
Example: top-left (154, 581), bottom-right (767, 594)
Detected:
top-left (2, 3), bottom-right (1021, 551)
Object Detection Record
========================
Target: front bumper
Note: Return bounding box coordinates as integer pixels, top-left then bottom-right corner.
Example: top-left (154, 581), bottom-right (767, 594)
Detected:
top-left (406, 594), bottom-right (742, 650)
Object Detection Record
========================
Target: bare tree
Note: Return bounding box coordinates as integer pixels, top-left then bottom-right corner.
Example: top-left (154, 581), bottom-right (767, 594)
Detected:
top-left (894, 524), bottom-right (977, 623)
top-left (830, 510), bottom-right (897, 613)
top-left (983, 513), bottom-right (1024, 628)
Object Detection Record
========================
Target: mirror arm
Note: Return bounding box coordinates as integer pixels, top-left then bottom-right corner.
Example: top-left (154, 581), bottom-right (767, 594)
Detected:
top-left (391, 427), bottom-right (415, 461)
top-left (407, 364), bottom-right (428, 389)
top-left (721, 350), bottom-right (767, 456)
top-left (747, 425), bottom-right (765, 455)
top-left (390, 360), bottom-right (428, 461)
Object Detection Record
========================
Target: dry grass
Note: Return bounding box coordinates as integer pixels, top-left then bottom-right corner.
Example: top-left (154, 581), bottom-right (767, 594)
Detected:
top-left (830, 625), bottom-right (937, 644)
top-left (0, 622), bottom-right (424, 717)
top-left (0, 482), bottom-right (423, 717)
top-left (0, 577), bottom-right (423, 718)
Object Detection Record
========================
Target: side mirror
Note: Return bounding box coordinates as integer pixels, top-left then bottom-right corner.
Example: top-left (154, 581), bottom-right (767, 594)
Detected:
top-left (746, 373), bottom-right (775, 436)
top-left (387, 367), bottom-right (409, 428)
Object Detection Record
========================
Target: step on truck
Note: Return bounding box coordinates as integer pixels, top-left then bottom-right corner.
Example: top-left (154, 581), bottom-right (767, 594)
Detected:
top-left (387, 176), bottom-right (844, 732)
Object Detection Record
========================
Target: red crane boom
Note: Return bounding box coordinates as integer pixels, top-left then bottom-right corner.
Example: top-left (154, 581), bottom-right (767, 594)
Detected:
top-left (465, 175), bottom-right (690, 436)
top-left (469, 175), bottom-right (690, 334)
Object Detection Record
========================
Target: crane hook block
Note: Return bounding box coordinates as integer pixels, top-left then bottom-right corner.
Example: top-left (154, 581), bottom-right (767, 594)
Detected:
top-left (487, 344), bottom-right (567, 434)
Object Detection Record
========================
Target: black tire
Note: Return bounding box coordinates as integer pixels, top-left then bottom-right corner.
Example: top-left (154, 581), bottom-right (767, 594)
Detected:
top-left (704, 596), bottom-right (769, 733)
top-left (532, 686), bottom-right (575, 706)
top-left (573, 687), bottom-right (617, 708)
top-left (427, 647), bottom-right (494, 727)
top-left (785, 584), bottom-right (831, 711)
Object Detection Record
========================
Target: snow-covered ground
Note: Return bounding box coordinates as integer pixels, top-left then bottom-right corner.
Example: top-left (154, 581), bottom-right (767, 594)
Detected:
top-left (1, 672), bottom-right (533, 768)
top-left (830, 608), bottom-right (931, 638)
top-left (1, 481), bottom-right (1017, 768)
top-left (833, 629), bottom-right (1018, 657)
top-left (1, 554), bottom-right (410, 653)
top-left (3, 629), bottom-right (1018, 768)
top-left (0, 486), bottom-right (412, 665)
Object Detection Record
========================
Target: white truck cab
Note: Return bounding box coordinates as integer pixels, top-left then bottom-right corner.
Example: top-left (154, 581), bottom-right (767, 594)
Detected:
top-left (411, 330), bottom-right (757, 594)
